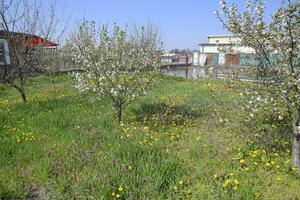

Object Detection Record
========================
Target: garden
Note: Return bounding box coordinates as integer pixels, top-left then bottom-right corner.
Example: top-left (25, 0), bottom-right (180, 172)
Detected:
top-left (1, 75), bottom-right (299, 199)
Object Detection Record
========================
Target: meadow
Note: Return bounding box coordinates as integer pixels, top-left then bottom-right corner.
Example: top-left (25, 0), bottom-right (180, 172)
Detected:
top-left (0, 75), bottom-right (299, 200)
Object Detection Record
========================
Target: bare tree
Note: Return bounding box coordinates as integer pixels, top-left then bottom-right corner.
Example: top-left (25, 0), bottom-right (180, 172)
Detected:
top-left (0, 0), bottom-right (66, 102)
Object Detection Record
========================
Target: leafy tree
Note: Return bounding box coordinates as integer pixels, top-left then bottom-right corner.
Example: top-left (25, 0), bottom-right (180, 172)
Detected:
top-left (216, 0), bottom-right (300, 172)
top-left (70, 21), bottom-right (162, 122)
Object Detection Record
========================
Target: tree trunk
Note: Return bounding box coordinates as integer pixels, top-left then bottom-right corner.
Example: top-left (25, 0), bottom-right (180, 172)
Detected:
top-left (292, 108), bottom-right (300, 173)
top-left (116, 107), bottom-right (122, 124)
top-left (11, 84), bottom-right (27, 102)
top-left (20, 89), bottom-right (27, 102)
top-left (293, 128), bottom-right (300, 173)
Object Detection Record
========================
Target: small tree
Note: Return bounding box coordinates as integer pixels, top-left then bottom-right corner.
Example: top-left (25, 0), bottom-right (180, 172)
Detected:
top-left (0, 0), bottom-right (66, 102)
top-left (70, 21), bottom-right (162, 122)
top-left (40, 47), bottom-right (71, 84)
top-left (216, 0), bottom-right (300, 172)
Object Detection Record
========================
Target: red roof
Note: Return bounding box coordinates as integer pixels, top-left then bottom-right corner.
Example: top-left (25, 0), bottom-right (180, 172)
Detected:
top-left (24, 35), bottom-right (59, 47)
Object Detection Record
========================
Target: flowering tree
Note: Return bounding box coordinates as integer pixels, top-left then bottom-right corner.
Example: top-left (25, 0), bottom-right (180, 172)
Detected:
top-left (215, 0), bottom-right (300, 172)
top-left (70, 21), bottom-right (162, 122)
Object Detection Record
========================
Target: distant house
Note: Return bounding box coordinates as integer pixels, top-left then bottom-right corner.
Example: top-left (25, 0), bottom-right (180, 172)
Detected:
top-left (161, 53), bottom-right (178, 64)
top-left (194, 35), bottom-right (257, 66)
top-left (0, 31), bottom-right (59, 78)
top-left (161, 52), bottom-right (192, 66)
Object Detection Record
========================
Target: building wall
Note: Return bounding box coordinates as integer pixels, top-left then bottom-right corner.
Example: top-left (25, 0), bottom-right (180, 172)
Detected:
top-left (226, 54), bottom-right (240, 65)
top-left (201, 45), bottom-right (255, 54)
top-left (198, 35), bottom-right (262, 66)
top-left (193, 52), bottom-right (199, 66)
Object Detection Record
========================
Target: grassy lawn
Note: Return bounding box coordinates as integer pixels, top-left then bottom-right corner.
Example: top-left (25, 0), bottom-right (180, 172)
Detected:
top-left (0, 75), bottom-right (299, 199)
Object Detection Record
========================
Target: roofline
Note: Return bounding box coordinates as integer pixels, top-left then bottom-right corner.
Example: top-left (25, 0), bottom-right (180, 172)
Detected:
top-left (198, 43), bottom-right (233, 46)
top-left (0, 30), bottom-right (59, 46)
top-left (207, 35), bottom-right (238, 38)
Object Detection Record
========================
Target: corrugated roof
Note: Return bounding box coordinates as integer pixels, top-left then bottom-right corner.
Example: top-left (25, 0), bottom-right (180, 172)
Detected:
top-left (0, 30), bottom-right (59, 47)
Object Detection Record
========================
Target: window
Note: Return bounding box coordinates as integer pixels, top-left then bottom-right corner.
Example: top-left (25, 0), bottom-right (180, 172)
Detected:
top-left (0, 39), bottom-right (10, 65)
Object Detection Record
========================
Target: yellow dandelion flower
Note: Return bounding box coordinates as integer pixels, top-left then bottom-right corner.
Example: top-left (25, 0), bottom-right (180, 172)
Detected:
top-left (234, 179), bottom-right (240, 185)
top-left (239, 159), bottom-right (246, 164)
top-left (116, 194), bottom-right (120, 198)
top-left (118, 186), bottom-right (123, 192)
top-left (223, 179), bottom-right (231, 188)
top-left (111, 192), bottom-right (115, 197)
top-left (179, 180), bottom-right (183, 185)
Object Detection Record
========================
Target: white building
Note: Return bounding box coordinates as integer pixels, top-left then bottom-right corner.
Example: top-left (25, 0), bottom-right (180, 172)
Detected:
top-left (160, 53), bottom-right (178, 64)
top-left (194, 35), bottom-right (256, 66)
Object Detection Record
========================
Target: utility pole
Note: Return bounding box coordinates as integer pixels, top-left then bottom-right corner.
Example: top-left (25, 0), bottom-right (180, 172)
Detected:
top-left (185, 53), bottom-right (188, 78)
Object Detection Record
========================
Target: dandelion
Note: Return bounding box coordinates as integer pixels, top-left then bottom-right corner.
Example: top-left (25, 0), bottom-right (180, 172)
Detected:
top-left (179, 180), bottom-right (183, 185)
top-left (118, 185), bottom-right (123, 192)
top-left (116, 194), bottom-right (120, 198)
top-left (239, 159), bottom-right (246, 164)
top-left (234, 179), bottom-right (240, 185)
top-left (223, 179), bottom-right (231, 188)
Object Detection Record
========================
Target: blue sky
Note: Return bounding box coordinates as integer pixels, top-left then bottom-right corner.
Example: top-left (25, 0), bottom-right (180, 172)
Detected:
top-left (61, 0), bottom-right (282, 50)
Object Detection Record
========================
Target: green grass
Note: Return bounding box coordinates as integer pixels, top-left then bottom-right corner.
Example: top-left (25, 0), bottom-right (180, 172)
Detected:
top-left (0, 75), bottom-right (299, 200)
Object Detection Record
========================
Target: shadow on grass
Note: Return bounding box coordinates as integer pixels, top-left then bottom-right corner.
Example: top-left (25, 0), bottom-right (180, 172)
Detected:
top-left (132, 102), bottom-right (204, 126)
